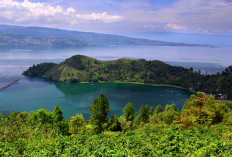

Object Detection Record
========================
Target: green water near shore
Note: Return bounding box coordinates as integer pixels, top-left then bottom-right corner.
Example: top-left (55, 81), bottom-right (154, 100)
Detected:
top-left (0, 77), bottom-right (193, 120)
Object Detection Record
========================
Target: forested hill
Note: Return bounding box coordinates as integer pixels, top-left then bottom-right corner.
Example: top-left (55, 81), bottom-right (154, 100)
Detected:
top-left (0, 25), bottom-right (212, 46)
top-left (22, 55), bottom-right (232, 98)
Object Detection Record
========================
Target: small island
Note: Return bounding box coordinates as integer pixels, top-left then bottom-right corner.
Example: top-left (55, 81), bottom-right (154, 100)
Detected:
top-left (22, 55), bottom-right (232, 99)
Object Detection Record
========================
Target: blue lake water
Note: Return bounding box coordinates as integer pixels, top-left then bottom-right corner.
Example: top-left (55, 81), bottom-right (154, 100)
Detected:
top-left (0, 45), bottom-right (231, 119)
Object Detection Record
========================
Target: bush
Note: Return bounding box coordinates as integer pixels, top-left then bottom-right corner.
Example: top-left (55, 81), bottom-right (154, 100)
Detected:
top-left (119, 116), bottom-right (132, 132)
top-left (68, 113), bottom-right (86, 135)
top-left (108, 114), bottom-right (121, 131)
top-left (162, 104), bottom-right (180, 125)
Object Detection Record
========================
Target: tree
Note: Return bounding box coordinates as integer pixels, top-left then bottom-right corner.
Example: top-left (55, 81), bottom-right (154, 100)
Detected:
top-left (138, 105), bottom-right (150, 123)
top-left (53, 105), bottom-right (68, 135)
top-left (108, 114), bottom-right (121, 131)
top-left (89, 93), bottom-right (111, 134)
top-left (165, 103), bottom-right (179, 112)
top-left (119, 116), bottom-right (132, 131)
top-left (122, 102), bottom-right (135, 121)
top-left (28, 109), bottom-right (53, 127)
top-left (190, 67), bottom-right (193, 72)
top-left (53, 105), bottom-right (65, 123)
top-left (148, 106), bottom-right (154, 117)
top-left (149, 111), bottom-right (163, 124)
top-left (177, 92), bottom-right (230, 129)
top-left (68, 113), bottom-right (86, 135)
top-left (154, 105), bottom-right (163, 114)
top-left (162, 104), bottom-right (180, 125)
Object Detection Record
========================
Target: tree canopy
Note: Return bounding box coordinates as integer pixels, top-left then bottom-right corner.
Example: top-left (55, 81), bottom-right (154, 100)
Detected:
top-left (53, 105), bottom-right (65, 123)
top-left (122, 102), bottom-right (135, 121)
top-left (89, 93), bottom-right (111, 133)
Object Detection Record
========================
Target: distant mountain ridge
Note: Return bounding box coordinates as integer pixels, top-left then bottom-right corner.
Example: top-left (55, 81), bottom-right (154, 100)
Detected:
top-left (0, 32), bottom-right (98, 46)
top-left (0, 25), bottom-right (212, 47)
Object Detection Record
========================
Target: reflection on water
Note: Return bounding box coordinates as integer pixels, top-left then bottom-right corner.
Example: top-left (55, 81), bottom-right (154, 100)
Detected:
top-left (0, 80), bottom-right (193, 119)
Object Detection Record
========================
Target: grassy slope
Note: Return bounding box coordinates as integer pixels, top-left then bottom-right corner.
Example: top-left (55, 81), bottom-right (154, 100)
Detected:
top-left (41, 55), bottom-right (169, 82)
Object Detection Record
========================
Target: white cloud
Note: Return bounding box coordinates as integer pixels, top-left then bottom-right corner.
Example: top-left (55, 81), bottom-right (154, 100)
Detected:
top-left (0, 0), bottom-right (124, 25)
top-left (167, 23), bottom-right (186, 29)
top-left (124, 0), bottom-right (232, 33)
top-left (65, 7), bottom-right (76, 15)
top-left (143, 25), bottom-right (155, 29)
top-left (76, 12), bottom-right (124, 23)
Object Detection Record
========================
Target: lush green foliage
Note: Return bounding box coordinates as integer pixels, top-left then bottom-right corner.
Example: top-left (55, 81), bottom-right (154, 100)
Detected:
top-left (177, 92), bottom-right (230, 129)
top-left (53, 105), bottom-right (65, 123)
top-left (137, 105), bottom-right (150, 123)
top-left (22, 62), bottom-right (57, 76)
top-left (108, 114), bottom-right (121, 131)
top-left (22, 55), bottom-right (232, 98)
top-left (154, 104), bottom-right (163, 114)
top-left (122, 102), bottom-right (135, 121)
top-left (68, 114), bottom-right (86, 135)
top-left (1, 92), bottom-right (232, 156)
top-left (0, 123), bottom-right (232, 156)
top-left (89, 93), bottom-right (111, 134)
top-left (161, 104), bottom-right (180, 126)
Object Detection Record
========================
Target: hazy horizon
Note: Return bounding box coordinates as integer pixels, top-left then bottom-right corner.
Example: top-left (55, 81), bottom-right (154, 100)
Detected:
top-left (1, 24), bottom-right (232, 46)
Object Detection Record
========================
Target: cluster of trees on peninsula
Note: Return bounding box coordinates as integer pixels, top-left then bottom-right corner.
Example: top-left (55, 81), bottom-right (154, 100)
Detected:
top-left (0, 92), bottom-right (232, 156)
top-left (23, 55), bottom-right (232, 98)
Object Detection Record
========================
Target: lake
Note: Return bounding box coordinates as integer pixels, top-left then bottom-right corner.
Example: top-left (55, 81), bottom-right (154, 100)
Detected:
top-left (0, 45), bottom-right (231, 119)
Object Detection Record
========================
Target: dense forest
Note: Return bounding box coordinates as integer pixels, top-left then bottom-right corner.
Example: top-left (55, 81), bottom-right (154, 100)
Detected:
top-left (0, 92), bottom-right (232, 156)
top-left (23, 55), bottom-right (232, 98)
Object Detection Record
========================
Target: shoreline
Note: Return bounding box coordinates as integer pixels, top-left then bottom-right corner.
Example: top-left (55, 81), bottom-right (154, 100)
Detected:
top-left (26, 75), bottom-right (196, 94)
top-left (79, 81), bottom-right (197, 93)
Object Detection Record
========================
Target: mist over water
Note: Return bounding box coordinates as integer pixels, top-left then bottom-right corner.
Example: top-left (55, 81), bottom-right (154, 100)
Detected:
top-left (0, 45), bottom-right (231, 119)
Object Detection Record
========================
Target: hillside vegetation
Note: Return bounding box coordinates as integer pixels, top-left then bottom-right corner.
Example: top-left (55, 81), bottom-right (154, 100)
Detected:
top-left (0, 25), bottom-right (212, 46)
top-left (0, 92), bottom-right (232, 156)
top-left (22, 55), bottom-right (232, 98)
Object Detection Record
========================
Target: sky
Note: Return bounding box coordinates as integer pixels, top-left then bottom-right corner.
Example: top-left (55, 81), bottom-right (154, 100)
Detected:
top-left (0, 0), bottom-right (232, 35)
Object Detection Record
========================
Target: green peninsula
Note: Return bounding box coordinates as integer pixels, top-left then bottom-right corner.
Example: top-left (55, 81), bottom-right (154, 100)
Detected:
top-left (22, 55), bottom-right (232, 98)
